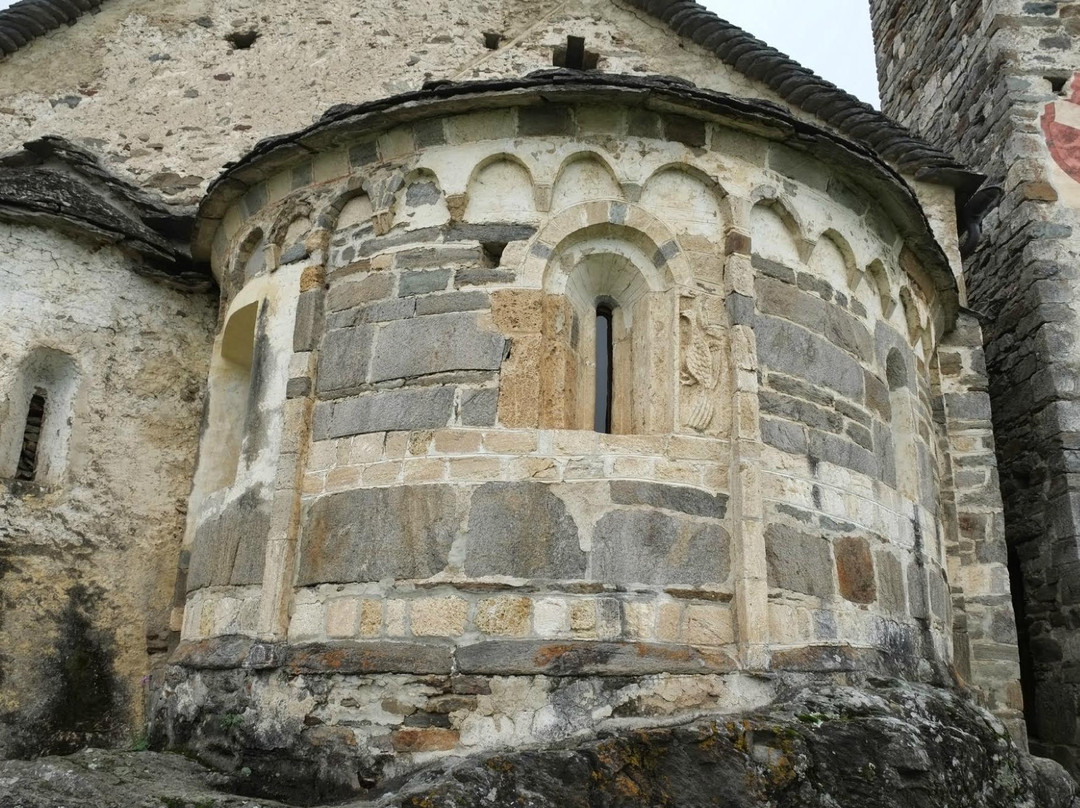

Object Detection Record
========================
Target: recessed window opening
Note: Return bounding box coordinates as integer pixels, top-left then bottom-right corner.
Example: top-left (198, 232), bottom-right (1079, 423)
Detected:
top-left (204, 301), bottom-right (259, 492)
top-left (594, 303), bottom-right (614, 433)
top-left (15, 389), bottom-right (46, 481)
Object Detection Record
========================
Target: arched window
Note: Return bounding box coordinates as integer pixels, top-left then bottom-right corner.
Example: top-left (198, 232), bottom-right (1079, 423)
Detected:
top-left (1, 347), bottom-right (79, 486)
top-left (199, 301), bottom-right (259, 492)
top-left (594, 303), bottom-right (614, 433)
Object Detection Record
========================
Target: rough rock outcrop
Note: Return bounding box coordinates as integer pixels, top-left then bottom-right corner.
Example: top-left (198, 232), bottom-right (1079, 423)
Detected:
top-left (5, 681), bottom-right (1078, 807)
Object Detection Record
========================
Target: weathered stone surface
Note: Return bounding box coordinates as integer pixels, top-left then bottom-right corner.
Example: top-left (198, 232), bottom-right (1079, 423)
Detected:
top-left (315, 387), bottom-right (455, 438)
top-left (317, 325), bottom-right (373, 394)
top-left (765, 523), bottom-right (835, 597)
top-left (755, 314), bottom-right (864, 401)
top-left (286, 641), bottom-right (453, 674)
top-left (369, 313), bottom-right (505, 382)
top-left (13, 684), bottom-right (1066, 808)
top-left (592, 510), bottom-right (730, 586)
top-left (464, 482), bottom-right (584, 578)
top-left (608, 480), bottom-right (728, 518)
top-left (298, 485), bottom-right (460, 583)
top-left (456, 640), bottom-right (736, 675)
top-left (187, 487), bottom-right (271, 591)
top-left (459, 387), bottom-right (499, 427)
top-left (834, 535), bottom-right (876, 604)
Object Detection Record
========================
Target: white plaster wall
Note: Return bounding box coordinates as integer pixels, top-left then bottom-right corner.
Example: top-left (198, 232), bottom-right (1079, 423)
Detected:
top-left (0, 222), bottom-right (215, 748)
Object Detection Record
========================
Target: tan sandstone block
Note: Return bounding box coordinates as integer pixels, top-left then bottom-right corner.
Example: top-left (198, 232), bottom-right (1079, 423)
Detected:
top-left (364, 461), bottom-right (402, 485)
top-left (433, 429), bottom-right (485, 454)
top-left (491, 289), bottom-right (544, 334)
top-left (611, 455), bottom-right (654, 478)
top-left (569, 600), bottom-right (596, 634)
top-left (475, 596), bottom-right (532, 636)
top-left (387, 600), bottom-right (408, 636)
top-left (498, 334), bottom-right (542, 428)
top-left (383, 431), bottom-right (410, 459)
top-left (359, 599), bottom-right (382, 637)
top-left (325, 465), bottom-right (363, 491)
top-left (483, 430), bottom-right (538, 454)
top-left (403, 458), bottom-right (446, 483)
top-left (657, 601), bottom-right (683, 643)
top-left (411, 597), bottom-right (469, 637)
top-left (447, 456), bottom-right (502, 480)
top-left (391, 727), bottom-right (460, 753)
top-left (326, 599), bottom-right (359, 638)
top-left (302, 472), bottom-right (325, 495)
top-left (623, 601), bottom-right (657, 640)
top-left (684, 604), bottom-right (734, 646)
top-left (345, 432), bottom-right (385, 464)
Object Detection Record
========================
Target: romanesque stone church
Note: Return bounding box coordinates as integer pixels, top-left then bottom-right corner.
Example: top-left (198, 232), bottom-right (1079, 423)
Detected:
top-left (1, 0), bottom-right (1079, 805)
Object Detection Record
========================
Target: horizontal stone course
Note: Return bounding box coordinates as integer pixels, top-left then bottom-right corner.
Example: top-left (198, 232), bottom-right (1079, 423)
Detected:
top-left (298, 485), bottom-right (461, 584)
top-left (314, 387), bottom-right (455, 438)
top-left (370, 312), bottom-right (506, 382)
top-left (608, 480), bottom-right (728, 518)
top-left (455, 640), bottom-right (737, 676)
top-left (755, 314), bottom-right (865, 401)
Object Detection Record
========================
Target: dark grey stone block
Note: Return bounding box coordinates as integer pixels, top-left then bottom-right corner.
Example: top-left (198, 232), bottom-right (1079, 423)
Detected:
top-left (592, 510), bottom-right (730, 586)
top-left (761, 417), bottom-right (807, 454)
top-left (760, 391), bottom-right (842, 433)
top-left (755, 276), bottom-right (825, 332)
top-left (297, 485), bottom-right (461, 584)
top-left (608, 480), bottom-right (727, 519)
top-left (765, 523), bottom-right (834, 597)
top-left (518, 105), bottom-right (573, 136)
top-left (808, 429), bottom-right (880, 478)
top-left (415, 291), bottom-right (490, 316)
top-left (460, 388), bottom-right (498, 426)
top-left (286, 641), bottom-right (453, 674)
top-left (317, 326), bottom-right (373, 394)
top-left (464, 482), bottom-right (585, 579)
top-left (755, 314), bottom-right (864, 401)
top-left (455, 268), bottom-right (516, 287)
top-left (944, 391), bottom-right (993, 422)
top-left (319, 387), bottom-right (455, 438)
top-left (399, 269), bottom-right (451, 297)
top-left (752, 254), bottom-right (797, 284)
top-left (826, 306), bottom-right (873, 362)
top-left (280, 242), bottom-right (309, 265)
top-left (187, 487), bottom-right (270, 591)
top-left (370, 313), bottom-right (505, 382)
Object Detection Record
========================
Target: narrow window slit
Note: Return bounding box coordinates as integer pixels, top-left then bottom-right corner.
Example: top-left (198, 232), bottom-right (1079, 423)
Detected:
top-left (594, 304), bottom-right (614, 433)
top-left (16, 389), bottom-right (47, 481)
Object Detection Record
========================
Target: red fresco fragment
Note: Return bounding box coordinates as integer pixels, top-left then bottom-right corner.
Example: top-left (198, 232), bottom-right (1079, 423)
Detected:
top-left (1043, 72), bottom-right (1080, 185)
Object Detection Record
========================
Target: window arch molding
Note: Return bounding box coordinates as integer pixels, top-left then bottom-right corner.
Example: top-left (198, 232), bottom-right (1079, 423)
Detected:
top-left (524, 206), bottom-right (690, 435)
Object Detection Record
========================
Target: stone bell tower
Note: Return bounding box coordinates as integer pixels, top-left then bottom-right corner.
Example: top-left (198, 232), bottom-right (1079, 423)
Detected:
top-left (872, 0), bottom-right (1080, 775)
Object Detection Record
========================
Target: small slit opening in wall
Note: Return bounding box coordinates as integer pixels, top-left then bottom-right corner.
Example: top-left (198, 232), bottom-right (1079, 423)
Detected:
top-left (481, 241), bottom-right (507, 267)
top-left (226, 29), bottom-right (259, 50)
top-left (16, 388), bottom-right (47, 482)
top-left (594, 304), bottom-right (614, 434)
top-left (1047, 75), bottom-right (1068, 94)
top-left (483, 31), bottom-right (503, 50)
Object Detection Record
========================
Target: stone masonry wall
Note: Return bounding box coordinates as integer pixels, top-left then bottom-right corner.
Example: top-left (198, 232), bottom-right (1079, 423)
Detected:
top-left (873, 0), bottom-right (1080, 770)
top-left (0, 222), bottom-right (215, 757)
top-left (153, 85), bottom-right (1015, 791)
top-left (0, 0), bottom-right (788, 205)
